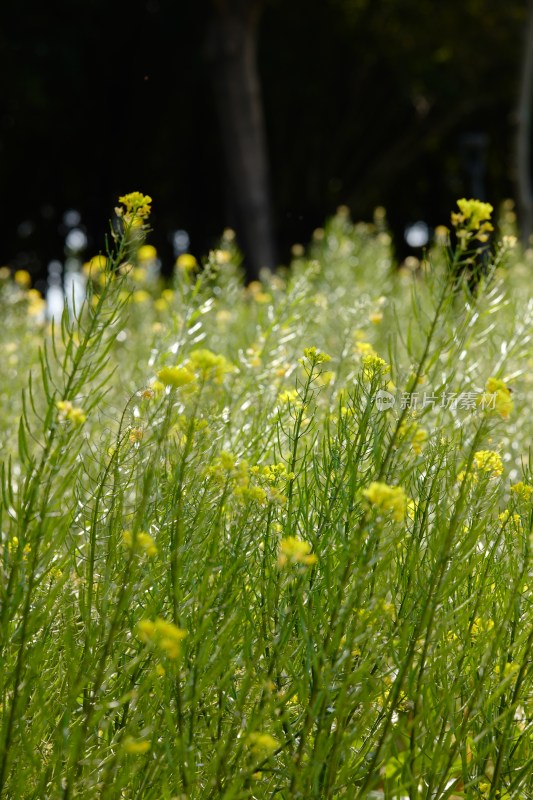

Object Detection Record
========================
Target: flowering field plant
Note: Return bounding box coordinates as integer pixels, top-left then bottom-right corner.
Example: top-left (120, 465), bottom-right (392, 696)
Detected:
top-left (0, 197), bottom-right (531, 799)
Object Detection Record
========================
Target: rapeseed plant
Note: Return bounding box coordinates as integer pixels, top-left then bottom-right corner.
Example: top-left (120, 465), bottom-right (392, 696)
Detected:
top-left (0, 196), bottom-right (531, 799)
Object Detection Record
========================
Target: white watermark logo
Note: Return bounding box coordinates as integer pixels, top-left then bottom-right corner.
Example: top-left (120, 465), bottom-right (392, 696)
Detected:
top-left (374, 390), bottom-right (498, 412)
top-left (375, 389), bottom-right (396, 411)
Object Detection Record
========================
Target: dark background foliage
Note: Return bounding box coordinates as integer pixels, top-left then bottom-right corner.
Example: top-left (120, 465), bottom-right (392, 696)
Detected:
top-left (0, 0), bottom-right (528, 279)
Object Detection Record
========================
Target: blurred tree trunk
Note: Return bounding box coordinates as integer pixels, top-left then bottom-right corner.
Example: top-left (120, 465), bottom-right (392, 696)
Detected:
top-left (206, 0), bottom-right (276, 279)
top-left (515, 0), bottom-right (533, 246)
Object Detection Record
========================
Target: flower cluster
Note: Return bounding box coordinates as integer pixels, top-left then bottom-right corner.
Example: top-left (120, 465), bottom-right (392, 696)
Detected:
top-left (451, 198), bottom-right (494, 244)
top-left (189, 348), bottom-right (234, 384)
top-left (56, 400), bottom-right (87, 426)
top-left (473, 450), bottom-right (504, 477)
top-left (176, 253), bottom-right (198, 273)
top-left (362, 354), bottom-right (390, 379)
top-left (123, 736), bottom-right (151, 755)
top-left (498, 510), bottom-right (522, 532)
top-left (117, 192), bottom-right (152, 221)
top-left (458, 449), bottom-right (504, 484)
top-left (510, 481), bottom-right (533, 502)
top-left (355, 343), bottom-right (390, 379)
top-left (123, 530), bottom-right (158, 558)
top-left (157, 365), bottom-right (196, 389)
top-left (300, 346), bottom-right (331, 367)
top-left (136, 618), bottom-right (187, 659)
top-left (362, 481), bottom-right (408, 521)
top-left (247, 732), bottom-right (279, 755)
top-left (259, 463), bottom-right (295, 483)
top-left (278, 536), bottom-right (317, 567)
top-left (479, 376), bottom-right (513, 419)
top-left (205, 453), bottom-right (271, 505)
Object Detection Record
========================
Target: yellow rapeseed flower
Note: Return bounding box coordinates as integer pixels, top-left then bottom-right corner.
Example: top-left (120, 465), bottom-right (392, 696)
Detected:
top-left (247, 732), bottom-right (279, 755)
top-left (14, 269), bottom-right (31, 288)
top-left (136, 618), bottom-right (187, 659)
top-left (56, 400), bottom-right (87, 425)
top-left (237, 484), bottom-right (268, 505)
top-left (123, 736), bottom-right (151, 754)
top-left (301, 346), bottom-right (331, 366)
top-left (137, 244), bottom-right (157, 262)
top-left (27, 289), bottom-right (46, 318)
top-left (456, 198), bottom-right (493, 226)
top-left (189, 349), bottom-right (234, 384)
top-left (451, 198), bottom-right (494, 244)
top-left (8, 537), bottom-right (32, 558)
top-left (176, 253), bottom-right (198, 272)
top-left (278, 389), bottom-right (300, 404)
top-left (479, 377), bottom-right (513, 419)
top-left (470, 617), bottom-right (494, 637)
top-left (129, 427), bottom-right (144, 444)
top-left (355, 341), bottom-right (377, 357)
top-left (362, 354), bottom-right (390, 379)
top-left (278, 536), bottom-right (317, 567)
top-left (123, 530), bottom-right (158, 557)
top-left (363, 482), bottom-right (407, 521)
top-left (262, 463), bottom-right (295, 482)
top-left (510, 481), bottom-right (533, 502)
top-left (399, 422), bottom-right (428, 455)
top-left (157, 365), bottom-right (196, 389)
top-left (473, 450), bottom-right (503, 477)
top-left (132, 289), bottom-right (150, 304)
top-left (406, 498), bottom-right (417, 520)
top-left (498, 510), bottom-right (522, 531)
top-left (118, 192), bottom-right (152, 219)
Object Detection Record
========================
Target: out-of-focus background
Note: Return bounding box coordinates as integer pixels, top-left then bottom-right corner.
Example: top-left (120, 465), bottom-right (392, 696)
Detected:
top-left (1, 0), bottom-right (532, 284)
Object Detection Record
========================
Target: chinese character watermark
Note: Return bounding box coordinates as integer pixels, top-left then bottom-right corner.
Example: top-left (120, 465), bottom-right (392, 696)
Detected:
top-left (374, 390), bottom-right (497, 412)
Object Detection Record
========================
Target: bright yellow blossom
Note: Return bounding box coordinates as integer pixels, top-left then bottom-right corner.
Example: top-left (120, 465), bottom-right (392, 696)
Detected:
top-left (8, 537), bottom-right (32, 558)
top-left (355, 341), bottom-right (377, 357)
top-left (157, 365), bottom-right (196, 389)
top-left (362, 354), bottom-right (390, 378)
top-left (498, 510), bottom-right (522, 531)
top-left (451, 198), bottom-right (494, 243)
top-left (470, 617), bottom-right (494, 637)
top-left (301, 346), bottom-right (331, 366)
top-left (363, 482), bottom-right (407, 521)
top-left (129, 427), bottom-right (144, 444)
top-left (56, 400), bottom-right (87, 425)
top-left (176, 253), bottom-right (198, 272)
top-left (247, 732), bottom-right (279, 755)
top-left (14, 269), bottom-right (31, 288)
top-left (411, 427), bottom-right (428, 455)
top-left (479, 377), bottom-right (513, 419)
top-left (118, 192), bottom-right (152, 219)
top-left (189, 349), bottom-right (234, 383)
top-left (123, 530), bottom-right (158, 557)
top-left (123, 736), bottom-right (151, 754)
top-left (399, 421), bottom-right (428, 455)
top-left (132, 289), bottom-right (151, 304)
top-left (83, 255), bottom-right (107, 278)
top-left (510, 481), bottom-right (533, 502)
top-left (406, 498), bottom-right (417, 520)
top-left (278, 536), bottom-right (317, 567)
top-left (137, 244), bottom-right (157, 262)
top-left (474, 450), bottom-right (504, 477)
top-left (136, 618), bottom-right (187, 659)
top-left (278, 389), bottom-right (300, 404)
